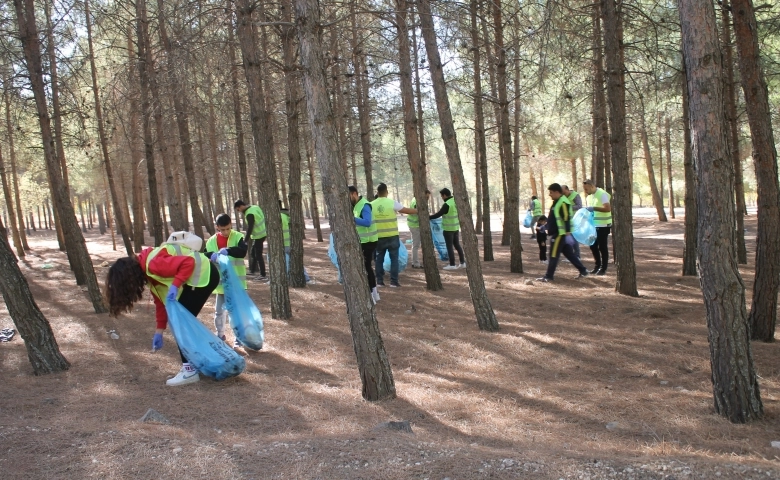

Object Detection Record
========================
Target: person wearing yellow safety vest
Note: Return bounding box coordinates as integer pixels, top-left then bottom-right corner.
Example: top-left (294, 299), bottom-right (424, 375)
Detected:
top-left (205, 213), bottom-right (248, 355)
top-left (562, 185), bottom-right (583, 259)
top-left (429, 188), bottom-right (465, 270)
top-left (234, 200), bottom-right (267, 281)
top-left (349, 185), bottom-right (380, 303)
top-left (278, 200), bottom-right (312, 283)
top-left (529, 195), bottom-right (543, 238)
top-left (535, 183), bottom-right (590, 283)
top-left (371, 183), bottom-right (417, 288)
top-left (408, 189), bottom-right (431, 268)
top-left (583, 179), bottom-right (612, 275)
top-left (104, 237), bottom-right (220, 386)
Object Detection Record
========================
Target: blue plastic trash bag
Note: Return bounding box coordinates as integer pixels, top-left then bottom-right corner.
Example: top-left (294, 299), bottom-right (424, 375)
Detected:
top-left (166, 301), bottom-right (246, 380)
top-left (571, 208), bottom-right (597, 246)
top-left (327, 233), bottom-right (341, 282)
top-left (429, 218), bottom-right (449, 261)
top-left (523, 210), bottom-right (534, 228)
top-left (217, 255), bottom-right (264, 350)
top-left (382, 238), bottom-right (408, 273)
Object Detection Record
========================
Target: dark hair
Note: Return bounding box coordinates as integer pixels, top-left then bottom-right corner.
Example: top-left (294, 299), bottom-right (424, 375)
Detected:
top-left (531, 195), bottom-right (537, 200)
top-left (377, 183), bottom-right (388, 194)
top-left (440, 188), bottom-right (451, 197)
top-left (216, 214), bottom-right (231, 226)
top-left (348, 185), bottom-right (358, 193)
top-left (584, 179), bottom-right (595, 185)
top-left (233, 200), bottom-right (246, 209)
top-left (548, 183), bottom-right (563, 193)
top-left (105, 257), bottom-right (147, 317)
top-left (537, 215), bottom-right (548, 222)
top-left (562, 185), bottom-right (570, 190)
top-left (425, 189), bottom-right (431, 194)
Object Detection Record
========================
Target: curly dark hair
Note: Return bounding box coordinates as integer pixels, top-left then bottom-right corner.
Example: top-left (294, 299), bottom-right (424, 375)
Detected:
top-left (105, 257), bottom-right (147, 317)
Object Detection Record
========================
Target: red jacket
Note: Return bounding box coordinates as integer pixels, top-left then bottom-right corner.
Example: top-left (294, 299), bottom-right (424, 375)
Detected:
top-left (137, 247), bottom-right (195, 329)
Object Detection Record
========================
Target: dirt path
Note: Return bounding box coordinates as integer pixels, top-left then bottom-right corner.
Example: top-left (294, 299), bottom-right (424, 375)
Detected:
top-left (1, 216), bottom-right (778, 479)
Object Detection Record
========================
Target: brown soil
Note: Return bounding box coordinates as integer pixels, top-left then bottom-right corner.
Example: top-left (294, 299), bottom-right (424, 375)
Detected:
top-left (1, 217), bottom-right (778, 479)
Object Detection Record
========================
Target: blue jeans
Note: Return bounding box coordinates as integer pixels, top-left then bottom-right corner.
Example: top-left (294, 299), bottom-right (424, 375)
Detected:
top-left (375, 236), bottom-right (400, 284)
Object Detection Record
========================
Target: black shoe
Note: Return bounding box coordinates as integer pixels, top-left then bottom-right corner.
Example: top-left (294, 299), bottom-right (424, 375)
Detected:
top-left (390, 281), bottom-right (401, 288)
top-left (376, 281), bottom-right (386, 287)
top-left (596, 269), bottom-right (607, 276)
top-left (590, 267), bottom-right (601, 275)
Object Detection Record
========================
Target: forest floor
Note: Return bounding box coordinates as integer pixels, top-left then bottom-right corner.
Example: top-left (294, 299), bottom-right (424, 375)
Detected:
top-left (1, 214), bottom-right (779, 480)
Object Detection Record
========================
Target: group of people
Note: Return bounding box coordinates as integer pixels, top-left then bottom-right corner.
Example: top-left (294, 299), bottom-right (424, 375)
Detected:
top-left (530, 179), bottom-right (612, 282)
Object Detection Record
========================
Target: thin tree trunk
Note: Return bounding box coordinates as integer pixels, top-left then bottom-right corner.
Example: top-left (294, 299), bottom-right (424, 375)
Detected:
top-left (681, 55), bottom-right (697, 276)
top-left (410, 7), bottom-right (431, 202)
top-left (627, 120), bottom-right (633, 200)
top-left (128, 32), bottom-right (145, 251)
top-left (14, 0), bottom-right (106, 312)
top-left (5, 86), bottom-right (29, 251)
top-left (236, 0), bottom-right (291, 319)
top-left (639, 99), bottom-right (668, 221)
top-left (350, 11), bottom-right (373, 198)
top-left (44, 0), bottom-right (71, 204)
top-left (135, 0), bottom-right (164, 245)
top-left (227, 1), bottom-right (251, 204)
top-left (395, 0), bottom-right (442, 290)
top-left (419, 0), bottom-right (498, 331)
top-left (85, 0), bottom-right (132, 255)
top-left (97, 202), bottom-right (106, 235)
top-left (679, 0), bottom-right (763, 421)
top-left (295, 0), bottom-right (395, 401)
top-left (592, 3), bottom-right (607, 188)
top-left (602, 0), bottom-right (638, 296)
top-left (474, 120), bottom-right (482, 235)
top-left (732, 0), bottom-right (780, 342)
top-left (305, 129), bottom-right (324, 242)
top-left (206, 73), bottom-right (226, 215)
top-left (665, 117), bottom-right (675, 219)
top-left (101, 173), bottom-right (116, 250)
top-left (658, 113), bottom-right (665, 210)
top-left (0, 142), bottom-right (23, 257)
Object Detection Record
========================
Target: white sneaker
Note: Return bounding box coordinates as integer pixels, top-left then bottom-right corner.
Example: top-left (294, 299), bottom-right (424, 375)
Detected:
top-left (372, 288), bottom-right (380, 303)
top-left (166, 365), bottom-right (199, 386)
top-left (443, 264), bottom-right (458, 270)
top-left (459, 263), bottom-right (467, 269)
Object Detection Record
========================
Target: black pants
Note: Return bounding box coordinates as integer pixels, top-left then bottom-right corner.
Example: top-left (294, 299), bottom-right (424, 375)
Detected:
top-left (443, 230), bottom-right (465, 266)
top-left (362, 241), bottom-right (377, 291)
top-left (248, 237), bottom-right (266, 276)
top-left (544, 236), bottom-right (587, 280)
top-left (589, 226), bottom-right (611, 271)
top-left (176, 262), bottom-right (220, 363)
top-left (538, 240), bottom-right (547, 261)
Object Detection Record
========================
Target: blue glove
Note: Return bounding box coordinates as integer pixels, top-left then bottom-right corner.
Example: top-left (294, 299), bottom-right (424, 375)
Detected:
top-left (152, 333), bottom-right (163, 351)
top-left (565, 235), bottom-right (576, 247)
top-left (210, 252), bottom-right (220, 262)
top-left (218, 248), bottom-right (229, 256)
top-left (166, 285), bottom-right (179, 303)
top-left (586, 206), bottom-right (595, 212)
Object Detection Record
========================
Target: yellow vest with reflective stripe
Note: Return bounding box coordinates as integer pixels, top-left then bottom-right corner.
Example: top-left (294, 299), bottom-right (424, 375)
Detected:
top-left (553, 195), bottom-right (573, 234)
top-left (370, 197), bottom-right (399, 238)
top-left (245, 205), bottom-right (266, 239)
top-left (145, 244), bottom-right (211, 304)
top-left (281, 212), bottom-right (290, 247)
top-left (205, 230), bottom-right (247, 294)
top-left (353, 197), bottom-right (378, 243)
top-left (407, 199), bottom-right (419, 228)
top-left (587, 188), bottom-right (612, 226)
top-left (532, 199), bottom-right (542, 216)
top-left (442, 197), bottom-right (459, 232)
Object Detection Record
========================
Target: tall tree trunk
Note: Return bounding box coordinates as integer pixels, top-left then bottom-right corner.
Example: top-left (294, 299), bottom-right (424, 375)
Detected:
top-left (206, 73), bottom-right (226, 215)
top-left (627, 120), bottom-right (633, 200)
top-left (592, 3), bottom-right (607, 188)
top-left (155, 0), bottom-right (207, 240)
top-left (0, 218), bottom-right (70, 374)
top-left (638, 99), bottom-right (668, 221)
top-left (410, 6), bottom-right (431, 203)
top-left (681, 56), bottom-right (697, 276)
top-left (732, 0), bottom-right (780, 342)
top-left (128, 32), bottom-right (146, 251)
top-left (280, 0), bottom-right (307, 287)
top-left (135, 0), bottom-right (164, 245)
top-left (304, 132), bottom-right (324, 242)
top-left (680, 0), bottom-right (763, 422)
top-left (665, 117), bottom-right (675, 219)
top-left (658, 113), bottom-right (665, 210)
top-left (0, 143), bottom-right (23, 257)
top-left (13, 0), bottom-right (107, 312)
top-left (5, 86), bottom-right (29, 251)
top-left (227, 1), bottom-right (251, 204)
top-left (85, 0), bottom-right (132, 256)
top-left (720, 0), bottom-right (747, 264)
top-left (97, 201), bottom-right (106, 234)
top-left (295, 0), bottom-right (395, 401)
top-left (419, 0), bottom-right (498, 331)
top-left (236, 0), bottom-right (291, 319)
top-left (350, 4), bottom-right (373, 198)
top-left (395, 0), bottom-right (442, 290)
top-left (602, 0), bottom-right (638, 296)
top-left (492, 0), bottom-right (521, 273)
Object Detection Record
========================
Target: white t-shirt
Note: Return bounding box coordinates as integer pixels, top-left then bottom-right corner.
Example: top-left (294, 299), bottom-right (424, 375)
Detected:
top-left (393, 201), bottom-right (404, 213)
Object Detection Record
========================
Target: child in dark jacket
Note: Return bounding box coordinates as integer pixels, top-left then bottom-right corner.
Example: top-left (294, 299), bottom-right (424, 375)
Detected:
top-left (536, 216), bottom-right (548, 263)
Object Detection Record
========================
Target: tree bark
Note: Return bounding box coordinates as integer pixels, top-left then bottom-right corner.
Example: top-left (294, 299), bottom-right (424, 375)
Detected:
top-left (638, 98), bottom-right (668, 222)
top-left (350, 5), bottom-right (373, 198)
top-left (419, 0), bottom-right (498, 331)
top-left (602, 0), bottom-right (638, 297)
top-left (206, 73), bottom-right (226, 215)
top-left (13, 0), bottom-right (107, 313)
top-left (681, 57), bottom-right (698, 277)
top-left (85, 0), bottom-right (132, 256)
top-left (732, 0), bottom-right (780, 342)
top-left (592, 3), bottom-right (607, 188)
top-left (295, 0), bottom-right (395, 401)
top-left (665, 116), bottom-right (675, 219)
top-left (395, 0), bottom-right (442, 290)
top-left (4, 85), bottom-right (29, 251)
top-left (304, 131), bottom-right (324, 242)
top-left (227, 1), bottom-right (251, 204)
top-left (127, 32), bottom-right (146, 251)
top-left (236, 0), bottom-right (291, 319)
top-left (720, 0), bottom-right (747, 264)
top-left (0, 142), bottom-right (23, 257)
top-left (679, 0), bottom-right (763, 422)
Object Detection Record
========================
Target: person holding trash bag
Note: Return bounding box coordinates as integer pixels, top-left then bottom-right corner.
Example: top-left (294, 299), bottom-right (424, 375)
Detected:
top-left (205, 214), bottom-right (248, 354)
top-left (529, 195), bottom-right (543, 238)
top-left (583, 179), bottom-right (612, 275)
top-left (105, 235), bottom-right (220, 386)
top-left (562, 185), bottom-right (582, 259)
top-left (371, 183), bottom-right (417, 288)
top-left (234, 200), bottom-right (267, 281)
top-left (429, 188), bottom-right (465, 271)
top-left (536, 183), bottom-right (590, 283)
top-left (349, 185), bottom-right (380, 303)
top-left (408, 190), bottom-right (431, 269)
